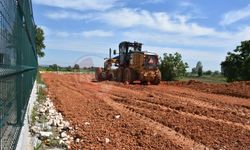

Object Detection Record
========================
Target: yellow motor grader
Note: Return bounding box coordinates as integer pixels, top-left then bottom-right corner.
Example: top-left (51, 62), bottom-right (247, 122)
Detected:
top-left (95, 41), bottom-right (161, 85)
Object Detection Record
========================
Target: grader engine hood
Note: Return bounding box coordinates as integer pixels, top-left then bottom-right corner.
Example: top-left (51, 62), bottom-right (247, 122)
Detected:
top-left (129, 52), bottom-right (159, 70)
top-left (144, 54), bottom-right (158, 69)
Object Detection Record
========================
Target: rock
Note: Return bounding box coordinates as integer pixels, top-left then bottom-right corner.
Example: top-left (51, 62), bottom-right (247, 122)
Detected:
top-left (84, 122), bottom-right (90, 126)
top-left (105, 138), bottom-right (110, 144)
top-left (44, 124), bottom-right (52, 131)
top-left (39, 131), bottom-right (52, 138)
top-left (75, 138), bottom-right (80, 143)
top-left (30, 126), bottom-right (41, 134)
top-left (53, 119), bottom-right (60, 126)
top-left (35, 116), bottom-right (39, 120)
top-left (39, 108), bottom-right (46, 113)
top-left (64, 121), bottom-right (70, 128)
top-left (59, 140), bottom-right (65, 145)
top-left (55, 136), bottom-right (60, 140)
top-left (58, 123), bottom-right (64, 127)
top-left (61, 132), bottom-right (67, 138)
top-left (114, 115), bottom-right (121, 119)
top-left (47, 119), bottom-right (53, 126)
top-left (49, 109), bottom-right (56, 115)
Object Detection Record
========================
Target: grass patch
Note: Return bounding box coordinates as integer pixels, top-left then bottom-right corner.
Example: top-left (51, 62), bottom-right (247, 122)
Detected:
top-left (179, 75), bottom-right (227, 83)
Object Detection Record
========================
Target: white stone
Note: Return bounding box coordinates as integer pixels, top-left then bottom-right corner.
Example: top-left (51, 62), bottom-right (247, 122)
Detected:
top-left (61, 132), bottom-right (67, 138)
top-left (105, 138), bottom-right (110, 144)
top-left (39, 131), bottom-right (52, 138)
top-left (30, 126), bottom-right (40, 134)
top-left (49, 109), bottom-right (56, 115)
top-left (64, 121), bottom-right (70, 128)
top-left (114, 115), bottom-right (121, 119)
top-left (75, 138), bottom-right (80, 143)
top-left (39, 108), bottom-right (46, 113)
top-left (84, 122), bottom-right (90, 126)
top-left (59, 140), bottom-right (64, 145)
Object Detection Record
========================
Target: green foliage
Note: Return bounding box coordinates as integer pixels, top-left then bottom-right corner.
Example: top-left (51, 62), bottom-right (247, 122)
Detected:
top-left (48, 64), bottom-right (59, 71)
top-left (160, 52), bottom-right (189, 81)
top-left (204, 70), bottom-right (212, 75)
top-left (196, 61), bottom-right (203, 77)
top-left (191, 67), bottom-right (197, 74)
top-left (35, 26), bottom-right (46, 58)
top-left (221, 40), bottom-right (250, 82)
top-left (73, 64), bottom-right (80, 70)
top-left (213, 70), bottom-right (220, 76)
top-left (66, 66), bottom-right (72, 72)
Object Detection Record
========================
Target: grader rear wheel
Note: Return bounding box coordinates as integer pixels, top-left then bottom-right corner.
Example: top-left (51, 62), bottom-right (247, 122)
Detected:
top-left (95, 68), bottom-right (102, 81)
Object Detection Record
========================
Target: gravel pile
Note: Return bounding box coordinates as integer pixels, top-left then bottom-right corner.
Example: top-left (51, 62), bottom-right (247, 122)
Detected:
top-left (30, 97), bottom-right (79, 149)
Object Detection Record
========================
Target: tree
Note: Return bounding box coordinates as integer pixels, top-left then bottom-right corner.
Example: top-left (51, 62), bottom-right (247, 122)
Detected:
top-left (221, 40), bottom-right (250, 82)
top-left (196, 61), bottom-right (203, 77)
top-left (35, 26), bottom-right (46, 58)
top-left (160, 52), bottom-right (189, 81)
top-left (213, 71), bottom-right (220, 76)
top-left (73, 64), bottom-right (80, 70)
top-left (191, 67), bottom-right (197, 74)
top-left (204, 70), bottom-right (212, 75)
top-left (48, 64), bottom-right (58, 71)
top-left (66, 66), bottom-right (72, 72)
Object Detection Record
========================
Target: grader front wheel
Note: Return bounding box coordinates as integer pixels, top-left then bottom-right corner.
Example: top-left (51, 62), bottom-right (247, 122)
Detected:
top-left (124, 68), bottom-right (133, 84)
top-left (151, 72), bottom-right (161, 85)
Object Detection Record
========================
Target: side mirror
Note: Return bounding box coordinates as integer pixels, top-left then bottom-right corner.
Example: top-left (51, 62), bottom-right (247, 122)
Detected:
top-left (113, 50), bottom-right (117, 55)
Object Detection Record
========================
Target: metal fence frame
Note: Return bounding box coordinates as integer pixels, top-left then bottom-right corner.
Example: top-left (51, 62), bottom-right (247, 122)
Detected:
top-left (0, 0), bottom-right (37, 149)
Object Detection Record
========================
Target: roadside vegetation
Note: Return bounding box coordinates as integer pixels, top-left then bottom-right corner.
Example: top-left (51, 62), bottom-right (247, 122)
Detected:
top-left (160, 52), bottom-right (189, 81)
top-left (39, 65), bottom-right (95, 73)
top-left (180, 74), bottom-right (226, 83)
top-left (221, 40), bottom-right (250, 82)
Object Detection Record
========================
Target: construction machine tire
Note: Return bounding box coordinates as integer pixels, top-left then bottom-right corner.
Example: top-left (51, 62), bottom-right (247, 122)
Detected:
top-left (95, 67), bottom-right (102, 81)
top-left (124, 68), bottom-right (133, 84)
top-left (151, 72), bottom-right (161, 85)
top-left (116, 67), bottom-right (123, 82)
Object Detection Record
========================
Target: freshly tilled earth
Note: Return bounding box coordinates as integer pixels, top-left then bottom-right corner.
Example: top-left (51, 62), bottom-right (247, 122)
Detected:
top-left (42, 73), bottom-right (250, 150)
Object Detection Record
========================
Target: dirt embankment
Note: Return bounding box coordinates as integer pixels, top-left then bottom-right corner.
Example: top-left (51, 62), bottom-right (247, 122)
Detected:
top-left (42, 73), bottom-right (250, 150)
top-left (166, 80), bottom-right (250, 99)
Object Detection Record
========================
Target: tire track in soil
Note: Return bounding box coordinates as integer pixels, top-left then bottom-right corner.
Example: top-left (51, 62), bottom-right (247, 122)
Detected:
top-left (101, 94), bottom-right (209, 150)
top-left (110, 95), bottom-right (250, 130)
top-left (125, 83), bottom-right (250, 113)
top-left (107, 88), bottom-right (250, 126)
top-left (123, 104), bottom-right (250, 150)
top-left (158, 85), bottom-right (250, 109)
top-left (112, 84), bottom-right (250, 125)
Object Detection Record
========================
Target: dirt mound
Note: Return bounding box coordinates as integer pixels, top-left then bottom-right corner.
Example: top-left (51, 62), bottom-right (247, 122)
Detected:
top-left (166, 80), bottom-right (250, 98)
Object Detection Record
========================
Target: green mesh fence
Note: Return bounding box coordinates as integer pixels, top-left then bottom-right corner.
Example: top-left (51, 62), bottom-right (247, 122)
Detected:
top-left (0, 0), bottom-right (37, 149)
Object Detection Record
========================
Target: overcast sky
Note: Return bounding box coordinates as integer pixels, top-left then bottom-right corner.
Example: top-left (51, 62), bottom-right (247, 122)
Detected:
top-left (33, 0), bottom-right (250, 71)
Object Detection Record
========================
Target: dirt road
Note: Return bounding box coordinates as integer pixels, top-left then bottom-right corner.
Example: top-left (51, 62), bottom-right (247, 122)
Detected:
top-left (42, 73), bottom-right (250, 150)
